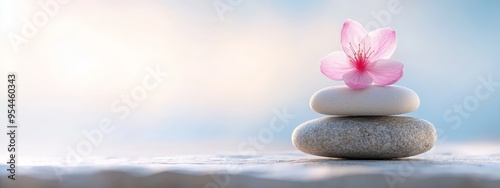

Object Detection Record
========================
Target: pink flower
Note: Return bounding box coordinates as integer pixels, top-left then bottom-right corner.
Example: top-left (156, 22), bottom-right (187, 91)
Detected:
top-left (320, 19), bottom-right (404, 89)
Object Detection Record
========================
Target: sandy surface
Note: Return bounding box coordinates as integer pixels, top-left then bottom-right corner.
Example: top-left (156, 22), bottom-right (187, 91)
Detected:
top-left (1, 148), bottom-right (500, 188)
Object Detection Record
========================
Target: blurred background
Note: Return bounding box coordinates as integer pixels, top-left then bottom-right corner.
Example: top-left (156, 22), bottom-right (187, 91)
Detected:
top-left (1, 0), bottom-right (499, 160)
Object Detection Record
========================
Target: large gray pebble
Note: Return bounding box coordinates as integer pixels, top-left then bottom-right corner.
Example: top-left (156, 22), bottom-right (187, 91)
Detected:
top-left (292, 116), bottom-right (436, 159)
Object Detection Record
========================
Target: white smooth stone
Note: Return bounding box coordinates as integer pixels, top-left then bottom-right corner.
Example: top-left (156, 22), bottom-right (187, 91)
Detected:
top-left (310, 85), bottom-right (420, 116)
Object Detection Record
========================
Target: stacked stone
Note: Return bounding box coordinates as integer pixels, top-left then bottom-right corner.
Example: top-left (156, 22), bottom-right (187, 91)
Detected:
top-left (292, 85), bottom-right (437, 159)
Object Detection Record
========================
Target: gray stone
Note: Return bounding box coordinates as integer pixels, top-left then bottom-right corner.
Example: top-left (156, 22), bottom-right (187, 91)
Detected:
top-left (292, 116), bottom-right (436, 159)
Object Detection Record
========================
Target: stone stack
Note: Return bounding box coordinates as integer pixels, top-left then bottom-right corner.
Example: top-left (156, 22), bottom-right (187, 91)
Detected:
top-left (292, 85), bottom-right (436, 159)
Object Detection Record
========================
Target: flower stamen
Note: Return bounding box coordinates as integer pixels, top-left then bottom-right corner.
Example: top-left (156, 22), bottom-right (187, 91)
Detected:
top-left (347, 42), bottom-right (372, 71)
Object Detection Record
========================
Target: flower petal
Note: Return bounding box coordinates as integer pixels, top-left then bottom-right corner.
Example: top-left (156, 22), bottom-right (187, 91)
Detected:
top-left (341, 19), bottom-right (368, 57)
top-left (342, 70), bottom-right (373, 89)
top-left (367, 28), bottom-right (397, 62)
top-left (320, 51), bottom-right (353, 80)
top-left (366, 59), bottom-right (403, 86)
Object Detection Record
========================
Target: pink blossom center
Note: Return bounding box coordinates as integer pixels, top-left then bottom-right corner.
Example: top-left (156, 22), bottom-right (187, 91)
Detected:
top-left (347, 42), bottom-right (374, 72)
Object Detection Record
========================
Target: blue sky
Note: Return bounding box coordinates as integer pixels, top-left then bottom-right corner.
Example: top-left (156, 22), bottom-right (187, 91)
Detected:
top-left (1, 0), bottom-right (500, 157)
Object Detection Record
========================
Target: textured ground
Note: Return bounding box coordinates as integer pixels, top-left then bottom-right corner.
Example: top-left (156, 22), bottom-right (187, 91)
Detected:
top-left (1, 147), bottom-right (500, 188)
